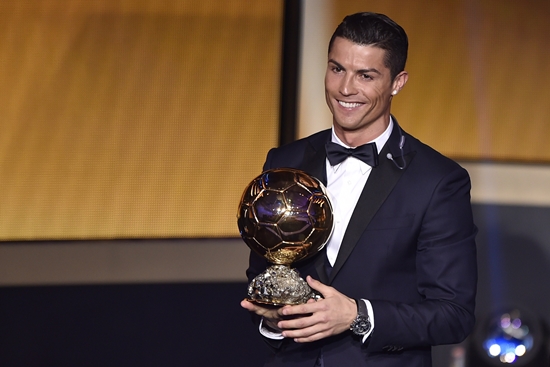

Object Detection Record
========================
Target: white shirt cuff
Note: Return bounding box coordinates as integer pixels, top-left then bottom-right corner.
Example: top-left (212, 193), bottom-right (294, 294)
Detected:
top-left (259, 317), bottom-right (285, 340)
top-left (361, 299), bottom-right (375, 343)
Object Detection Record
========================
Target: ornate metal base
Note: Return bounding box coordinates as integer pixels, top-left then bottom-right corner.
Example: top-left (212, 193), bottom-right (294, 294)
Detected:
top-left (247, 264), bottom-right (321, 305)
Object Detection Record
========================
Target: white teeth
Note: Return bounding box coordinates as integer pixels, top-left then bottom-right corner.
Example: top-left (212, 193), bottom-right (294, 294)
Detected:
top-left (338, 101), bottom-right (361, 108)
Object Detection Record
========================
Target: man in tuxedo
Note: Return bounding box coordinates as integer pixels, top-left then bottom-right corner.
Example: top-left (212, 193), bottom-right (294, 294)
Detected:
top-left (241, 12), bottom-right (477, 367)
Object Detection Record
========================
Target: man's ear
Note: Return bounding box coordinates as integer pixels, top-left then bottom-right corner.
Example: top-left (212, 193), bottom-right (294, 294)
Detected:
top-left (391, 71), bottom-right (409, 96)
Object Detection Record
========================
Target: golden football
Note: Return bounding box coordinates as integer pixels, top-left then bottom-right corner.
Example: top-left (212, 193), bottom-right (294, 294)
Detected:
top-left (237, 168), bottom-right (333, 265)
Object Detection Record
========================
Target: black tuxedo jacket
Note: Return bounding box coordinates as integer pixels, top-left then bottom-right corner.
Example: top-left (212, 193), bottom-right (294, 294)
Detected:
top-left (246, 120), bottom-right (478, 367)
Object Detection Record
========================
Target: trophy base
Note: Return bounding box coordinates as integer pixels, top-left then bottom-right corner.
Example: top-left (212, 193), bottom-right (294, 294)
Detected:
top-left (247, 264), bottom-right (321, 306)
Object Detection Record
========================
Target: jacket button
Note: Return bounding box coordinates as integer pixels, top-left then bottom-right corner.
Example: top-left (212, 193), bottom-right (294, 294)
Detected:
top-left (382, 345), bottom-right (403, 352)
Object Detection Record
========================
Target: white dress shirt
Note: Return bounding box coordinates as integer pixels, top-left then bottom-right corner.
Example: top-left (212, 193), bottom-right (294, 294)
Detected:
top-left (260, 118), bottom-right (395, 341)
top-left (324, 118), bottom-right (393, 341)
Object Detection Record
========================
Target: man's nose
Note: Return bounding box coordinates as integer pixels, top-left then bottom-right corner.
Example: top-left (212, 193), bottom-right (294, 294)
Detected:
top-left (339, 75), bottom-right (357, 95)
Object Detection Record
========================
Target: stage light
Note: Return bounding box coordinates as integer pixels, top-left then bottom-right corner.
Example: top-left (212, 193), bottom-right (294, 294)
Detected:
top-left (482, 310), bottom-right (534, 363)
top-left (469, 307), bottom-right (549, 366)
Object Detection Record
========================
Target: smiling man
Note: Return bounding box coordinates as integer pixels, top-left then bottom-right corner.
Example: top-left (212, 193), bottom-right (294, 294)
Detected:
top-left (241, 12), bottom-right (477, 367)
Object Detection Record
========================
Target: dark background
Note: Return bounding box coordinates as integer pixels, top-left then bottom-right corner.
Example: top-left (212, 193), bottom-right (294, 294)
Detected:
top-left (2, 203), bottom-right (550, 367)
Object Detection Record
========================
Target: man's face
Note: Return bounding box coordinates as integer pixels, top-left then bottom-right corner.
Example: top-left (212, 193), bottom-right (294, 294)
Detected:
top-left (325, 37), bottom-right (406, 145)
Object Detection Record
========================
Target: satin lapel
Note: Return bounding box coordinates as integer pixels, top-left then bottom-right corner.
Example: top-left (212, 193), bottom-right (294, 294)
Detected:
top-left (298, 132), bottom-right (331, 284)
top-left (328, 131), bottom-right (414, 284)
top-left (298, 137), bottom-right (329, 186)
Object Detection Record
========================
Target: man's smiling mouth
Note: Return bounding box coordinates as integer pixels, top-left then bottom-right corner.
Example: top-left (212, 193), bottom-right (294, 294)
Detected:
top-left (338, 100), bottom-right (363, 108)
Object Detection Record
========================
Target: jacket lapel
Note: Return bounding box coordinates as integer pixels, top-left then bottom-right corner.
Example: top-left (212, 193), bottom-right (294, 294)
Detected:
top-left (328, 121), bottom-right (415, 284)
top-left (292, 123), bottom-right (415, 285)
top-left (297, 131), bottom-right (331, 284)
top-left (298, 131), bottom-right (330, 186)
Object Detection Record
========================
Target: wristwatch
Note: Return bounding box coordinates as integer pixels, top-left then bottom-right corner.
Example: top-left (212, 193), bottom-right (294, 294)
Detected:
top-left (350, 299), bottom-right (371, 336)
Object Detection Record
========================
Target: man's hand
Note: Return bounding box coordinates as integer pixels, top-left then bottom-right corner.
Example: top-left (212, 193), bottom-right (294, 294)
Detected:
top-left (243, 276), bottom-right (358, 343)
top-left (277, 276), bottom-right (357, 342)
top-left (240, 298), bottom-right (286, 331)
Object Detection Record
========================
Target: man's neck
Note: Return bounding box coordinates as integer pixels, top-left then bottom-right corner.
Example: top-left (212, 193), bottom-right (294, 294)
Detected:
top-left (333, 118), bottom-right (391, 147)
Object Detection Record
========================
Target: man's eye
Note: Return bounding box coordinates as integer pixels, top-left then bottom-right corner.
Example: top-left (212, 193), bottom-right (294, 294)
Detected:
top-left (332, 67), bottom-right (343, 73)
top-left (361, 74), bottom-right (373, 80)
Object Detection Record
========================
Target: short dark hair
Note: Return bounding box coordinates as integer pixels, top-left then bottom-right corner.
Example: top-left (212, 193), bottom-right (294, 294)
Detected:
top-left (328, 12), bottom-right (408, 80)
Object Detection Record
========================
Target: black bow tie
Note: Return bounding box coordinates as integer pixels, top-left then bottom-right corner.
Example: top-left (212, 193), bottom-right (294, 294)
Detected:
top-left (325, 142), bottom-right (379, 167)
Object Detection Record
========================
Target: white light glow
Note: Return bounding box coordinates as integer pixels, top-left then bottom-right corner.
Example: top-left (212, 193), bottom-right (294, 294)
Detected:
top-left (504, 352), bottom-right (516, 363)
top-left (489, 344), bottom-right (501, 357)
top-left (515, 345), bottom-right (526, 356)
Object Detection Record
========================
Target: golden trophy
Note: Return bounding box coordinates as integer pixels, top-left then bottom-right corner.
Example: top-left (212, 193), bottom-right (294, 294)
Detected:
top-left (237, 168), bottom-right (333, 305)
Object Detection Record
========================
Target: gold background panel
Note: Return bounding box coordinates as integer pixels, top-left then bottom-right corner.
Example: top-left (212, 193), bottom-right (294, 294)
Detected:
top-left (0, 0), bottom-right (282, 240)
top-left (333, 0), bottom-right (550, 162)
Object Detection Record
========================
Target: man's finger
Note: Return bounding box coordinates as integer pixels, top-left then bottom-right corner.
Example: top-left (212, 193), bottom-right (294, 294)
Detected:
top-left (306, 275), bottom-right (331, 295)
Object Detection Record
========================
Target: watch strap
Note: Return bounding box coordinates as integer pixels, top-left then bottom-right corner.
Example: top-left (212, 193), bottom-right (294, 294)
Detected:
top-left (356, 298), bottom-right (368, 317)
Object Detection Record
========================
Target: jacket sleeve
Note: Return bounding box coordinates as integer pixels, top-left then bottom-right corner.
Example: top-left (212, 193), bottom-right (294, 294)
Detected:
top-left (367, 165), bottom-right (477, 351)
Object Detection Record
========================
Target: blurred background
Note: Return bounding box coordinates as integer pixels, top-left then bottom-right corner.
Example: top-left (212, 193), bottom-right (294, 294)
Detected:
top-left (0, 0), bottom-right (549, 366)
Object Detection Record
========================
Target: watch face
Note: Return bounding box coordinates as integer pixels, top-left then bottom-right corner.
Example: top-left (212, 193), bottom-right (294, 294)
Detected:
top-left (352, 315), bottom-right (371, 335)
